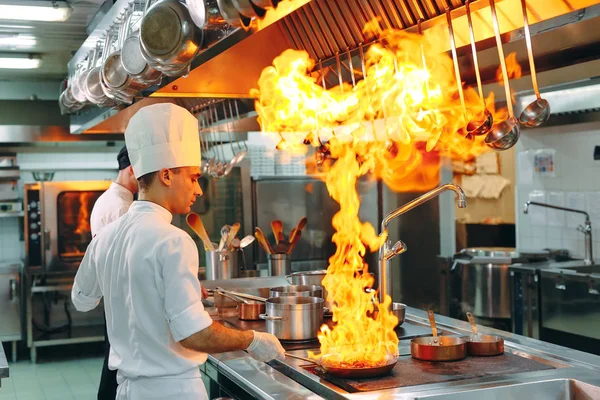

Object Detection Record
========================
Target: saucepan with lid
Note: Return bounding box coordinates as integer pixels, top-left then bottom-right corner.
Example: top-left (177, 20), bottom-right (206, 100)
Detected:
top-left (465, 312), bottom-right (504, 356)
top-left (411, 310), bottom-right (467, 361)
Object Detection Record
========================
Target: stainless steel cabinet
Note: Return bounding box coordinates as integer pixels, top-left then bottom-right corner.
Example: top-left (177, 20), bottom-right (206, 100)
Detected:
top-left (0, 262), bottom-right (23, 362)
top-left (540, 266), bottom-right (600, 350)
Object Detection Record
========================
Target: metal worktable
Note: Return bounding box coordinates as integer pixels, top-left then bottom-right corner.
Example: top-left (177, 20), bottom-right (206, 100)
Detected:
top-left (0, 341), bottom-right (9, 387)
top-left (200, 277), bottom-right (600, 400)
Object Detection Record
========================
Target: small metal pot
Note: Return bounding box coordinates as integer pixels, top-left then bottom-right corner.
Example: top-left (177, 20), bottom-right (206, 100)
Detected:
top-left (285, 270), bottom-right (332, 311)
top-left (216, 0), bottom-right (252, 29)
top-left (369, 302), bottom-right (406, 327)
top-left (188, 0), bottom-right (228, 29)
top-left (269, 285), bottom-right (322, 299)
top-left (140, 0), bottom-right (204, 73)
top-left (260, 296), bottom-right (324, 341)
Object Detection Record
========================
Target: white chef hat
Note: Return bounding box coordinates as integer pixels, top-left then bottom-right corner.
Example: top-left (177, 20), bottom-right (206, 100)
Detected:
top-left (124, 103), bottom-right (201, 179)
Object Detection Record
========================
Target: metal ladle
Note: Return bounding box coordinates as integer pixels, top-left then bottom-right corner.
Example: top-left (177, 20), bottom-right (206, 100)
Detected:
top-left (485, 0), bottom-right (521, 151)
top-left (465, 1), bottom-right (493, 136)
top-left (518, 0), bottom-right (550, 127)
top-left (446, 8), bottom-right (468, 132)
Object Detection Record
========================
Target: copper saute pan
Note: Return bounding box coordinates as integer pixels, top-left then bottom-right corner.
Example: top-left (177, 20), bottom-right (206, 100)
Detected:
top-left (216, 289), bottom-right (265, 321)
top-left (411, 310), bottom-right (467, 361)
top-left (465, 312), bottom-right (504, 356)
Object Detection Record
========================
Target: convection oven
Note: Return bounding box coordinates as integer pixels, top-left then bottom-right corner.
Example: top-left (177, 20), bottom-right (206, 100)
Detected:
top-left (24, 181), bottom-right (111, 273)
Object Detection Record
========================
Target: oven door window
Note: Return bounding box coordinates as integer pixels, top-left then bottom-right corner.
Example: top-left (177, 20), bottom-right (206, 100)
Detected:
top-left (57, 191), bottom-right (103, 261)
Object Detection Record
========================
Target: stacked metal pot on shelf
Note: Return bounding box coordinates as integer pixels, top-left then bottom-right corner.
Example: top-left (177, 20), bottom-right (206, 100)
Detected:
top-left (60, 0), bottom-right (280, 114)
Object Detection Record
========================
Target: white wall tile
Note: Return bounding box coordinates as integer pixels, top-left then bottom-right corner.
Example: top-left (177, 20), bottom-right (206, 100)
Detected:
top-left (514, 122), bottom-right (600, 258)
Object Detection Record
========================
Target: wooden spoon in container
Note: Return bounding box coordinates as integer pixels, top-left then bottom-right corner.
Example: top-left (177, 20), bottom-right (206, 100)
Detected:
top-left (186, 212), bottom-right (215, 251)
top-left (254, 227), bottom-right (274, 254)
top-left (271, 220), bottom-right (284, 244)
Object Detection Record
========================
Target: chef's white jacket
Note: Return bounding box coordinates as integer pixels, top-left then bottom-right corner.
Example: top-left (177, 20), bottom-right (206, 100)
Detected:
top-left (90, 182), bottom-right (134, 236)
top-left (72, 201), bottom-right (213, 386)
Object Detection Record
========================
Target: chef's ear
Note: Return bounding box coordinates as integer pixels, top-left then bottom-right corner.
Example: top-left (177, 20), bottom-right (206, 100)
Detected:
top-left (157, 168), bottom-right (173, 187)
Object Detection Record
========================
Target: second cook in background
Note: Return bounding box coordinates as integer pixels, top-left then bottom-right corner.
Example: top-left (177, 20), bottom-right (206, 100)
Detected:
top-left (89, 146), bottom-right (138, 400)
top-left (72, 103), bottom-right (285, 400)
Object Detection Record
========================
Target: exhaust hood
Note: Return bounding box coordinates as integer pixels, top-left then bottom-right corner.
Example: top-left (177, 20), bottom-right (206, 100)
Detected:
top-left (68, 0), bottom-right (600, 135)
top-left (516, 78), bottom-right (600, 116)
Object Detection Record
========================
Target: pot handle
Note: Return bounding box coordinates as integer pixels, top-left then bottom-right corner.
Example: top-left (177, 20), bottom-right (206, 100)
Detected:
top-left (284, 275), bottom-right (292, 284)
top-left (259, 314), bottom-right (283, 321)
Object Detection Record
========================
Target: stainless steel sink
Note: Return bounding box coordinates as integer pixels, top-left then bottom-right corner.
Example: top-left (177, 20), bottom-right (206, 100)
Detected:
top-left (416, 379), bottom-right (600, 400)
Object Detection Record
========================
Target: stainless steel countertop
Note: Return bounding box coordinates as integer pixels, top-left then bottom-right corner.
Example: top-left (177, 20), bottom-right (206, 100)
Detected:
top-left (0, 342), bottom-right (9, 379)
top-left (200, 277), bottom-right (600, 400)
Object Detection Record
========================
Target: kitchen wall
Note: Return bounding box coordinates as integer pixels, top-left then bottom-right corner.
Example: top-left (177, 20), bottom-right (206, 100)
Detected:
top-left (0, 147), bottom-right (121, 263)
top-left (515, 120), bottom-right (600, 259)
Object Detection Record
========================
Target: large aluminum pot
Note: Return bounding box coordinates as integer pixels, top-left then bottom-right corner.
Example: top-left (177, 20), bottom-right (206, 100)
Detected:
top-left (285, 270), bottom-right (332, 311)
top-left (140, 0), bottom-right (204, 74)
top-left (260, 296), bottom-right (324, 341)
top-left (452, 248), bottom-right (514, 320)
top-left (269, 285), bottom-right (322, 299)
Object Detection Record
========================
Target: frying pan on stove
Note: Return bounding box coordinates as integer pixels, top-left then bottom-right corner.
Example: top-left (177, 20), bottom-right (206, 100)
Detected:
top-left (285, 352), bottom-right (398, 379)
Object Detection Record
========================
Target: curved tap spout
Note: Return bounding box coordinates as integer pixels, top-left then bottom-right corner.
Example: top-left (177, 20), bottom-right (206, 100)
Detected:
top-left (381, 183), bottom-right (467, 233)
top-left (377, 183), bottom-right (466, 303)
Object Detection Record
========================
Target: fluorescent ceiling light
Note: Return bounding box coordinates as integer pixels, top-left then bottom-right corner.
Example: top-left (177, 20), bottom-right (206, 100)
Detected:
top-left (0, 34), bottom-right (36, 48)
top-left (0, 1), bottom-right (72, 22)
top-left (0, 53), bottom-right (41, 69)
top-left (0, 24), bottom-right (34, 29)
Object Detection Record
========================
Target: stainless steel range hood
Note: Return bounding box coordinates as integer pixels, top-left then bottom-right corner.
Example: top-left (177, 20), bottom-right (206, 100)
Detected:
top-left (70, 0), bottom-right (600, 134)
top-left (516, 78), bottom-right (600, 116)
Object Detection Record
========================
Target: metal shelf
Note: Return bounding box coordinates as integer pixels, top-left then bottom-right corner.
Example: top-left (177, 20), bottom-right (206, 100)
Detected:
top-left (0, 212), bottom-right (24, 218)
top-left (32, 324), bottom-right (104, 348)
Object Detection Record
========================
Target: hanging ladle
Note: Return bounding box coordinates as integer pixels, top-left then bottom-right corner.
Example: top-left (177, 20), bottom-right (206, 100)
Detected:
top-left (465, 1), bottom-right (493, 136)
top-left (518, 0), bottom-right (550, 127)
top-left (485, 0), bottom-right (521, 151)
top-left (446, 9), bottom-right (475, 141)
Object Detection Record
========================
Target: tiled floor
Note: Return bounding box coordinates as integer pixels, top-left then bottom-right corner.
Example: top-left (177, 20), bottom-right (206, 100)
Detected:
top-left (0, 357), bottom-right (102, 400)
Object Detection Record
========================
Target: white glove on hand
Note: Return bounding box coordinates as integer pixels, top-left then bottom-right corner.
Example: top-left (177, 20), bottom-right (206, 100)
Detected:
top-left (246, 331), bottom-right (285, 362)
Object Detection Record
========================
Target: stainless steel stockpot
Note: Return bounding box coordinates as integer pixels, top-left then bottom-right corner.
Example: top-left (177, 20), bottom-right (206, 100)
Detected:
top-left (285, 270), bottom-right (332, 312)
top-left (260, 296), bottom-right (324, 341)
top-left (269, 285), bottom-right (323, 299)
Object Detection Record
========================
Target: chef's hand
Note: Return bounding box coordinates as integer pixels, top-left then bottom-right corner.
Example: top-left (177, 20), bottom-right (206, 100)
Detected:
top-left (246, 331), bottom-right (285, 362)
top-left (201, 286), bottom-right (210, 299)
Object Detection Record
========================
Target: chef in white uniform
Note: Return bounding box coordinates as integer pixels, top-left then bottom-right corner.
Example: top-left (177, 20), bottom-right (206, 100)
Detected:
top-left (90, 146), bottom-right (138, 237)
top-left (72, 103), bottom-right (285, 400)
top-left (89, 145), bottom-right (138, 400)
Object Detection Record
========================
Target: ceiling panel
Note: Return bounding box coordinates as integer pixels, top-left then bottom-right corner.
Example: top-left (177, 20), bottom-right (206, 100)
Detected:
top-left (0, 0), bottom-right (104, 80)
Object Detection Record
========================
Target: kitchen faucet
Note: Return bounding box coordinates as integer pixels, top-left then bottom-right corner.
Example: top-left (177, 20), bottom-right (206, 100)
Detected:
top-left (377, 183), bottom-right (467, 303)
top-left (523, 201), bottom-right (594, 265)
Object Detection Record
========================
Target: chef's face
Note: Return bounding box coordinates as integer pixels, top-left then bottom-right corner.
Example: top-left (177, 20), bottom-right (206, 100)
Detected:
top-left (169, 166), bottom-right (202, 214)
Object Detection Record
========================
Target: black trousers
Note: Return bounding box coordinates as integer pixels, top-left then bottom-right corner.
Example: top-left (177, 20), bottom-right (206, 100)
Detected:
top-left (97, 315), bottom-right (118, 400)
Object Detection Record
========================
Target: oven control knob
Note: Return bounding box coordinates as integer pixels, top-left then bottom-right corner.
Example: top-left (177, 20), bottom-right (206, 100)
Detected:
top-left (30, 233), bottom-right (38, 240)
top-left (30, 201), bottom-right (37, 209)
top-left (30, 212), bottom-right (38, 219)
top-left (30, 223), bottom-right (37, 229)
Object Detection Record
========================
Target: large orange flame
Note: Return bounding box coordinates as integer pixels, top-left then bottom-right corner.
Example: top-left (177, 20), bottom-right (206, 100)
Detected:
top-left (74, 192), bottom-right (91, 236)
top-left (251, 22), bottom-right (509, 367)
